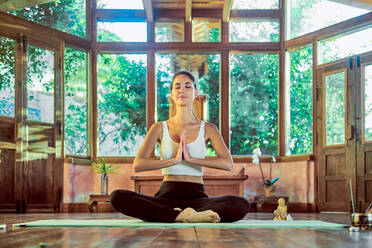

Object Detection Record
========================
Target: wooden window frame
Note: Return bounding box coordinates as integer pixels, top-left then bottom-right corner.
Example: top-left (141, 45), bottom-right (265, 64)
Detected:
top-left (1, 0), bottom-right (372, 164)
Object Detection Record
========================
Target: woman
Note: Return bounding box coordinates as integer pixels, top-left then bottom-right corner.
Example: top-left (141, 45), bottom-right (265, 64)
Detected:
top-left (110, 71), bottom-right (249, 223)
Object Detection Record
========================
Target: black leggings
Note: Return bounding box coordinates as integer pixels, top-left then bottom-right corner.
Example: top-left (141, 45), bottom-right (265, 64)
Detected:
top-left (110, 181), bottom-right (250, 223)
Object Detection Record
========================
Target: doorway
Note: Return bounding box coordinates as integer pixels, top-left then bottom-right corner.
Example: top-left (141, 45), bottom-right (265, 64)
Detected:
top-left (316, 52), bottom-right (372, 212)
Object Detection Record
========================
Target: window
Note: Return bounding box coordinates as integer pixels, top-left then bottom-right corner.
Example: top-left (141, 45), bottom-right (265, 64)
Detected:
top-left (97, 54), bottom-right (147, 156)
top-left (97, 22), bottom-right (147, 42)
top-left (192, 18), bottom-right (221, 42)
top-left (324, 72), bottom-right (346, 146)
top-left (0, 37), bottom-right (15, 117)
top-left (10, 0), bottom-right (86, 38)
top-left (287, 0), bottom-right (369, 39)
top-left (230, 53), bottom-right (279, 155)
top-left (318, 26), bottom-right (372, 65)
top-left (27, 45), bottom-right (54, 124)
top-left (97, 0), bottom-right (144, 9)
top-left (229, 20), bottom-right (279, 42)
top-left (155, 20), bottom-right (184, 42)
top-left (285, 45), bottom-right (313, 155)
top-left (363, 64), bottom-right (372, 142)
top-left (155, 53), bottom-right (220, 156)
top-left (233, 0), bottom-right (279, 9)
top-left (64, 47), bottom-right (89, 156)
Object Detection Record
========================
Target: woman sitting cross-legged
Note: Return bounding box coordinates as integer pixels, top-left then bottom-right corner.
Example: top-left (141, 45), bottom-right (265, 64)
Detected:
top-left (110, 70), bottom-right (249, 223)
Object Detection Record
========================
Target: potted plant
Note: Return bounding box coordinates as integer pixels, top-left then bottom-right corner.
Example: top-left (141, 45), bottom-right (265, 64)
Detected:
top-left (252, 147), bottom-right (279, 197)
top-left (91, 158), bottom-right (121, 195)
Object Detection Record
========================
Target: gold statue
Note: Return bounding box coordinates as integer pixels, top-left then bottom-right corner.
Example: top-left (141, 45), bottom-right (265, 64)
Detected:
top-left (273, 198), bottom-right (287, 221)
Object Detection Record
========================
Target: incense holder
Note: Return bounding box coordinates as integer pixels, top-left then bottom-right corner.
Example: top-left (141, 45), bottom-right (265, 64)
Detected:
top-left (351, 213), bottom-right (368, 228)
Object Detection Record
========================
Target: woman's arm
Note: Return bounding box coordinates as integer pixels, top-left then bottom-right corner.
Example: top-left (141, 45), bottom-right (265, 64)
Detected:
top-left (133, 122), bottom-right (182, 172)
top-left (182, 122), bottom-right (233, 171)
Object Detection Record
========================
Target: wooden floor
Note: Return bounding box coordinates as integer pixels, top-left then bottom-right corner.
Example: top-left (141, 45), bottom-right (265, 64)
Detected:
top-left (0, 212), bottom-right (371, 247)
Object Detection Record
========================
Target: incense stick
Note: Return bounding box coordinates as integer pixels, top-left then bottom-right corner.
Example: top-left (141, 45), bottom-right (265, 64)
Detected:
top-left (350, 178), bottom-right (355, 214)
top-left (365, 202), bottom-right (372, 213)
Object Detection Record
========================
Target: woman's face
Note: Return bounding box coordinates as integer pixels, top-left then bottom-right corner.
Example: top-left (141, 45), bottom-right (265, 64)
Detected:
top-left (171, 74), bottom-right (198, 106)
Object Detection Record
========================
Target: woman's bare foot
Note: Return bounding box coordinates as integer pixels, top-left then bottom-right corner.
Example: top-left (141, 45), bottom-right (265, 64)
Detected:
top-left (175, 207), bottom-right (221, 223)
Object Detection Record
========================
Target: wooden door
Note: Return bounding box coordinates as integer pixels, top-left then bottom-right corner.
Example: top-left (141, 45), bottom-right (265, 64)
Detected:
top-left (0, 33), bottom-right (63, 213)
top-left (356, 52), bottom-right (372, 212)
top-left (20, 38), bottom-right (63, 212)
top-left (0, 33), bottom-right (20, 212)
top-left (316, 58), bottom-right (356, 212)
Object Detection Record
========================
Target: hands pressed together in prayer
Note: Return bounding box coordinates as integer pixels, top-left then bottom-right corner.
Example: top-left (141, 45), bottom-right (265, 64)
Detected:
top-left (174, 131), bottom-right (192, 163)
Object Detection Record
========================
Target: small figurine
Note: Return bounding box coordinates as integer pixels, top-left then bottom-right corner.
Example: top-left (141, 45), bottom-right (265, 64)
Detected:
top-left (273, 198), bottom-right (287, 221)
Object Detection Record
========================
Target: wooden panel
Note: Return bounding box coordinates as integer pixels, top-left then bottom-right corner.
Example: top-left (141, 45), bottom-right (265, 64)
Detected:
top-left (25, 154), bottom-right (55, 207)
top-left (0, 149), bottom-right (16, 209)
top-left (365, 180), bottom-right (372, 202)
top-left (326, 180), bottom-right (346, 203)
top-left (0, 122), bottom-right (15, 143)
top-left (325, 154), bottom-right (346, 176)
top-left (365, 151), bottom-right (372, 174)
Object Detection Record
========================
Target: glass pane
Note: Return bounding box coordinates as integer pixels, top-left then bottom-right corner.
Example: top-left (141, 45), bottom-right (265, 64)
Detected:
top-left (155, 20), bottom-right (184, 42)
top-left (233, 0), bottom-right (279, 9)
top-left (10, 0), bottom-right (86, 38)
top-left (97, 54), bottom-right (147, 156)
top-left (229, 20), bottom-right (279, 42)
top-left (318, 26), bottom-right (372, 65)
top-left (155, 53), bottom-right (220, 156)
top-left (64, 47), bottom-right (88, 156)
top-left (27, 45), bottom-right (54, 124)
top-left (287, 0), bottom-right (369, 39)
top-left (98, 22), bottom-right (147, 42)
top-left (325, 72), bottom-right (345, 146)
top-left (230, 53), bottom-right (279, 155)
top-left (192, 18), bottom-right (220, 42)
top-left (285, 45), bottom-right (313, 155)
top-left (364, 64), bottom-right (372, 141)
top-left (0, 37), bottom-right (15, 117)
top-left (97, 0), bottom-right (144, 9)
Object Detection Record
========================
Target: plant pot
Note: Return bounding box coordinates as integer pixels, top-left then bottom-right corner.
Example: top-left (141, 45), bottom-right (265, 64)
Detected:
top-left (264, 185), bottom-right (275, 197)
top-left (101, 173), bottom-right (108, 195)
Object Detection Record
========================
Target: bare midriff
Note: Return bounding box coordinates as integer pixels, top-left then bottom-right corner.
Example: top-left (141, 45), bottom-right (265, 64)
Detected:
top-left (163, 175), bottom-right (203, 184)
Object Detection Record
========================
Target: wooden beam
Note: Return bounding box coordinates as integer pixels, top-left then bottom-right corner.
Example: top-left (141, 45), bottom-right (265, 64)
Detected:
top-left (0, 0), bottom-right (53, 12)
top-left (142, 0), bottom-right (154, 22)
top-left (185, 0), bottom-right (192, 22)
top-left (222, 0), bottom-right (233, 22)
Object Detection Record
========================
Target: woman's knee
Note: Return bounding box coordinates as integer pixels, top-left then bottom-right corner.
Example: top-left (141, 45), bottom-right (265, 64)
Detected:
top-left (110, 189), bottom-right (136, 206)
top-left (221, 196), bottom-right (250, 221)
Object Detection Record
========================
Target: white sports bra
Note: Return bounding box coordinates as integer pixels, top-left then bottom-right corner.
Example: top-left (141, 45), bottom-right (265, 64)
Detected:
top-left (160, 121), bottom-right (206, 176)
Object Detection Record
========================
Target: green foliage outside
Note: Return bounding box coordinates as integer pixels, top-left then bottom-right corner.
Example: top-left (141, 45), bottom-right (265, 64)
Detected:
top-left (287, 45), bottom-right (313, 155)
top-left (3, 0), bottom-right (369, 156)
top-left (64, 47), bottom-right (88, 155)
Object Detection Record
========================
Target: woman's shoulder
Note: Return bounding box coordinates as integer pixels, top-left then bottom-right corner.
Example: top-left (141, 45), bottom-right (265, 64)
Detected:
top-left (149, 121), bottom-right (164, 133)
top-left (203, 121), bottom-right (219, 134)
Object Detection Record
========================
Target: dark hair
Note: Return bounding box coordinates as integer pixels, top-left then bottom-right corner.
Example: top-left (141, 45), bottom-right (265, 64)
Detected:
top-left (170, 70), bottom-right (197, 90)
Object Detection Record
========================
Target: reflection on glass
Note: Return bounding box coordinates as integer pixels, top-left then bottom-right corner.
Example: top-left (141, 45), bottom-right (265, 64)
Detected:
top-left (97, 22), bottom-right (147, 42)
top-left (233, 0), bottom-right (279, 9)
top-left (155, 53), bottom-right (220, 156)
top-left (192, 18), bottom-right (220, 42)
top-left (97, 0), bottom-right (144, 9)
top-left (97, 54), bottom-right (147, 156)
top-left (0, 37), bottom-right (15, 117)
top-left (285, 45), bottom-right (313, 155)
top-left (318, 27), bottom-right (372, 65)
top-left (287, 0), bottom-right (369, 39)
top-left (229, 20), bottom-right (279, 42)
top-left (325, 72), bottom-right (345, 146)
top-left (27, 46), bottom-right (54, 124)
top-left (364, 64), bottom-right (372, 141)
top-left (230, 53), bottom-right (279, 155)
top-left (155, 20), bottom-right (184, 42)
top-left (64, 47), bottom-right (88, 156)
